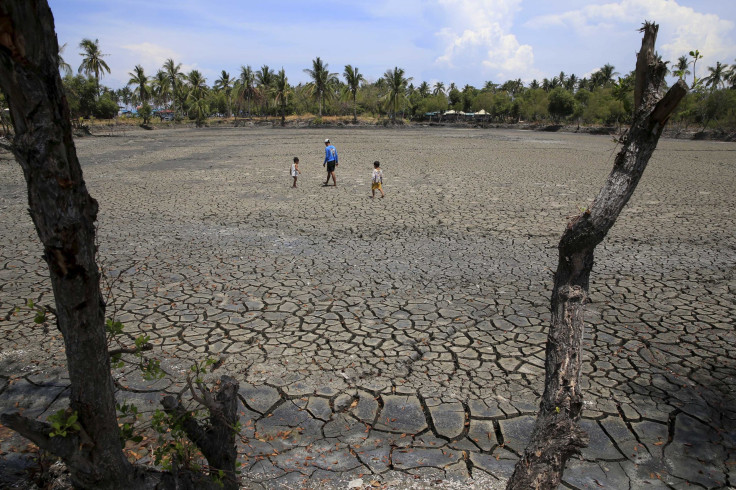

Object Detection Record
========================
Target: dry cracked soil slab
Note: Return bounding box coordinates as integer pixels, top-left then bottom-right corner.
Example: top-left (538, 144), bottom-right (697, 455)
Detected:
top-left (1, 126), bottom-right (735, 488)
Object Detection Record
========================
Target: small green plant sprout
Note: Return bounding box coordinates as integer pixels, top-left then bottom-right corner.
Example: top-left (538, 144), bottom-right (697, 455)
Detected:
top-left (105, 318), bottom-right (162, 378)
top-left (116, 402), bottom-right (143, 444)
top-left (555, 406), bottom-right (561, 413)
top-left (141, 357), bottom-right (165, 381)
top-left (15, 299), bottom-right (53, 324)
top-left (190, 358), bottom-right (218, 383)
top-left (48, 409), bottom-right (81, 438)
top-left (106, 318), bottom-right (124, 336)
top-left (211, 468), bottom-right (226, 487)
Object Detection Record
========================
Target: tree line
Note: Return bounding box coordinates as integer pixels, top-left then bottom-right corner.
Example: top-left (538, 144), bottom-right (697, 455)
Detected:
top-left (2, 37), bottom-right (733, 133)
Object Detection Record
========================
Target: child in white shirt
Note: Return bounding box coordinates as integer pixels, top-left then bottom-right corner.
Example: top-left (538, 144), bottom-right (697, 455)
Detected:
top-left (290, 157), bottom-right (300, 188)
top-left (371, 161), bottom-right (385, 198)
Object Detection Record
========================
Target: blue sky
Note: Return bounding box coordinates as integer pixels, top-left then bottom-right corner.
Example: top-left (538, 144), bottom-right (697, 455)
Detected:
top-left (49, 0), bottom-right (736, 89)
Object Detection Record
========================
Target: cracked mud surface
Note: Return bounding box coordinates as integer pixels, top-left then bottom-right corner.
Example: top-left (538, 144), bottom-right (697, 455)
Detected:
top-left (1, 127), bottom-right (735, 488)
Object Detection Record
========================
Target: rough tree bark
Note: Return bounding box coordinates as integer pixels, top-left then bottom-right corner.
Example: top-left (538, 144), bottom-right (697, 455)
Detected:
top-left (506, 23), bottom-right (687, 490)
top-left (0, 2), bottom-right (240, 489)
top-left (0, 2), bottom-right (138, 487)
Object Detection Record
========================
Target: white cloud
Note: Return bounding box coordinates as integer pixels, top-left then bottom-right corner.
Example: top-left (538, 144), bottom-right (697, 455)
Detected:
top-left (121, 43), bottom-right (181, 71)
top-left (527, 0), bottom-right (735, 78)
top-left (432, 0), bottom-right (541, 80)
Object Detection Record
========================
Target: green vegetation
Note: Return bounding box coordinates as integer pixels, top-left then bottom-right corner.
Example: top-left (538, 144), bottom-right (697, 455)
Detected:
top-left (13, 37), bottom-right (735, 132)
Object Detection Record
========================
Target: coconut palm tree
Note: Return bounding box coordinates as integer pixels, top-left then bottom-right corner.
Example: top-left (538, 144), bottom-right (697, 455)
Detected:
top-left (673, 55), bottom-right (691, 81)
top-left (118, 86), bottom-right (133, 109)
top-left (186, 70), bottom-right (208, 126)
top-left (482, 81), bottom-right (497, 93)
top-left (501, 79), bottom-right (524, 97)
top-left (599, 64), bottom-right (617, 86)
top-left (558, 71), bottom-right (567, 87)
top-left (175, 81), bottom-right (190, 117)
top-left (564, 74), bottom-right (578, 92)
top-left (127, 65), bottom-right (150, 105)
top-left (703, 61), bottom-right (727, 91)
top-left (214, 70), bottom-right (234, 117)
top-left (255, 65), bottom-right (275, 115)
top-left (727, 60), bottom-right (736, 89)
top-left (612, 76), bottom-right (632, 104)
top-left (236, 65), bottom-right (256, 116)
top-left (151, 70), bottom-right (171, 108)
top-left (343, 64), bottom-right (364, 123)
top-left (186, 70), bottom-right (208, 99)
top-left (163, 58), bottom-right (184, 115)
top-left (78, 38), bottom-right (110, 97)
top-left (304, 57), bottom-right (337, 116)
top-left (417, 81), bottom-right (430, 98)
top-left (432, 81), bottom-right (445, 95)
top-left (689, 49), bottom-right (703, 89)
top-left (271, 68), bottom-right (291, 126)
top-left (382, 66), bottom-right (412, 123)
top-left (58, 43), bottom-right (72, 77)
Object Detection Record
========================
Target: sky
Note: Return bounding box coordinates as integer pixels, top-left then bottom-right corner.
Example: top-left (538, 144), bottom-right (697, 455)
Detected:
top-left (49, 0), bottom-right (736, 90)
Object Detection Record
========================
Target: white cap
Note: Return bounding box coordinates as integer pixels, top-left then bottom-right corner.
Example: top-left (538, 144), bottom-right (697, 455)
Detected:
top-left (324, 138), bottom-right (330, 143)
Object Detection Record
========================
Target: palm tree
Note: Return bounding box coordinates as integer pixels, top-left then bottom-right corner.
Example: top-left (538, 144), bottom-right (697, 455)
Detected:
top-left (417, 81), bottom-right (430, 98)
top-left (689, 49), bottom-right (703, 89)
top-left (186, 70), bottom-right (208, 99)
top-left (382, 66), bottom-right (412, 123)
top-left (256, 65), bottom-right (275, 115)
top-left (703, 61), bottom-right (727, 91)
top-left (590, 64), bottom-right (618, 88)
top-left (432, 81), bottom-right (445, 95)
top-left (151, 70), bottom-right (171, 108)
top-left (612, 76), bottom-right (632, 105)
top-left (175, 81), bottom-right (190, 117)
top-left (78, 38), bottom-right (110, 97)
top-left (343, 64), bottom-right (364, 123)
top-left (727, 60), bottom-right (736, 89)
top-left (163, 58), bottom-right (184, 115)
top-left (117, 86), bottom-right (133, 109)
top-left (501, 79), bottom-right (524, 96)
top-left (565, 74), bottom-right (578, 92)
top-left (271, 68), bottom-right (291, 126)
top-left (304, 57), bottom-right (337, 116)
top-left (236, 65), bottom-right (255, 116)
top-left (186, 70), bottom-right (208, 126)
top-left (482, 81), bottom-right (497, 93)
top-left (673, 55), bottom-right (691, 81)
top-left (127, 65), bottom-right (150, 105)
top-left (599, 64), bottom-right (617, 86)
top-left (214, 70), bottom-right (234, 117)
top-left (58, 43), bottom-right (72, 77)
top-left (529, 79), bottom-right (540, 90)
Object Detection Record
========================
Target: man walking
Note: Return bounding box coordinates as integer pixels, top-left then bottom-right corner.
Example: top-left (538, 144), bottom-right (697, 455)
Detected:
top-left (323, 138), bottom-right (338, 186)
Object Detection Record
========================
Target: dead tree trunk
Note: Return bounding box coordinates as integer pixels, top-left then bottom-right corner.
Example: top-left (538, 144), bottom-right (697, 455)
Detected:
top-left (161, 375), bottom-right (241, 490)
top-left (507, 23), bottom-right (687, 490)
top-left (0, 2), bottom-right (241, 489)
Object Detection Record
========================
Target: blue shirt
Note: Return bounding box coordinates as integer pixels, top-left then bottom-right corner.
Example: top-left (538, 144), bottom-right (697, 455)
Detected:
top-left (324, 144), bottom-right (338, 164)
